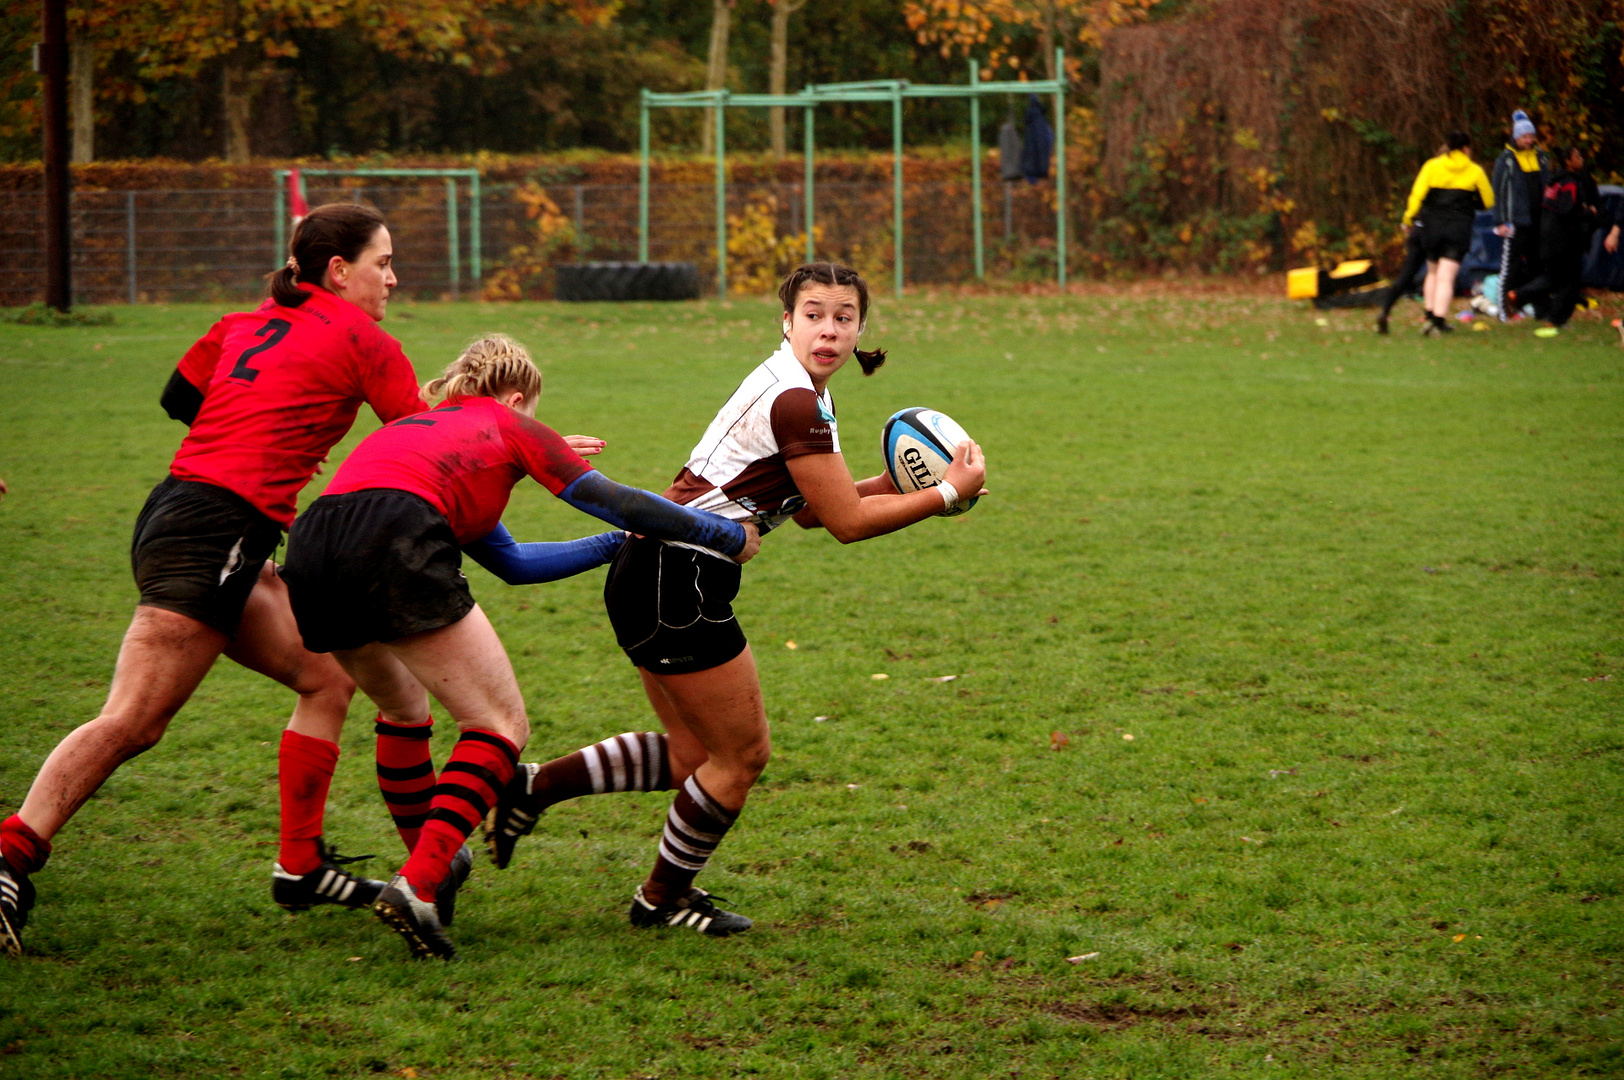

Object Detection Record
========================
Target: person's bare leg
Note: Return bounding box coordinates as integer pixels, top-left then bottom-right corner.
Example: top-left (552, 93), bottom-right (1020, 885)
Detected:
top-left (377, 605), bottom-right (527, 748)
top-left (18, 606), bottom-right (225, 840)
top-left (636, 648), bottom-right (770, 905)
top-left (225, 563), bottom-right (359, 741)
top-left (638, 669), bottom-right (707, 789)
top-left (339, 608), bottom-right (525, 897)
top-left (1423, 260), bottom-right (1440, 316)
top-left (1430, 259), bottom-right (1460, 319)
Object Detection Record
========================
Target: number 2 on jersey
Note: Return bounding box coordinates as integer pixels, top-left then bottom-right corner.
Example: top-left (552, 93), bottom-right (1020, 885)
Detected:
top-left (229, 318), bottom-right (292, 383)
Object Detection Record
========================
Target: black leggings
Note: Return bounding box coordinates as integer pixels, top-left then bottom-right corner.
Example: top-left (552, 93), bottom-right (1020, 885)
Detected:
top-left (1380, 235), bottom-right (1429, 319)
top-left (1515, 248), bottom-right (1586, 327)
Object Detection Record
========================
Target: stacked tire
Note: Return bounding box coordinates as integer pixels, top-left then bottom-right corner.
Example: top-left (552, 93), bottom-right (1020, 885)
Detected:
top-left (555, 262), bottom-right (702, 302)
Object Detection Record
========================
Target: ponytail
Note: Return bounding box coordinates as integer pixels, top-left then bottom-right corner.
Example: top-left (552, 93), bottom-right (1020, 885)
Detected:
top-left (267, 203), bottom-right (388, 308)
top-left (425, 334), bottom-right (543, 405)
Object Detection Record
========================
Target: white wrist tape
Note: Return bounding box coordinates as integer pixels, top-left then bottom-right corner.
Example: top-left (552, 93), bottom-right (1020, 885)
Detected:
top-left (936, 480), bottom-right (960, 511)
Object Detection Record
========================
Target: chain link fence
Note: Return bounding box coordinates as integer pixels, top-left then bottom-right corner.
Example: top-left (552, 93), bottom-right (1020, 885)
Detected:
top-left (0, 179), bottom-right (1061, 306)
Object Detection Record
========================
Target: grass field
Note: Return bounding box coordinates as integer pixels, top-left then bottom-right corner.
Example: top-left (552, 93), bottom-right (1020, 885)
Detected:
top-left (0, 290), bottom-right (1621, 1079)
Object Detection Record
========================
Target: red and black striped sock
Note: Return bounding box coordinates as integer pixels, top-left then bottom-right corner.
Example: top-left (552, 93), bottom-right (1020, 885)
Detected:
top-left (278, 730), bottom-right (339, 876)
top-left (534, 732), bottom-right (671, 807)
top-left (400, 729), bottom-right (518, 902)
top-left (0, 815), bottom-right (50, 876)
top-left (375, 715), bottom-right (436, 853)
top-left (645, 775), bottom-right (738, 903)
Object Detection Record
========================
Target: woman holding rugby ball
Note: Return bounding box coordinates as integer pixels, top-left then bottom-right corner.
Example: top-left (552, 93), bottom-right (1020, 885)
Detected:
top-left (280, 334), bottom-right (758, 959)
top-left (485, 262), bottom-right (986, 935)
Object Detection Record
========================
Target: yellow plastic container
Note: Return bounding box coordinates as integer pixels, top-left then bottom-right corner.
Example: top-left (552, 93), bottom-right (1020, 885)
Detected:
top-left (1287, 267), bottom-right (1319, 299)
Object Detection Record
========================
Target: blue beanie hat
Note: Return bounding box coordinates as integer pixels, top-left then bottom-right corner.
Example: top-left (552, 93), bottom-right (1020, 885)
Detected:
top-left (1512, 110), bottom-right (1536, 140)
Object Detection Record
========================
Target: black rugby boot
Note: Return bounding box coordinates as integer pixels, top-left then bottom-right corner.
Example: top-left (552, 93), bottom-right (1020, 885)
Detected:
top-left (272, 839), bottom-right (385, 912)
top-left (436, 844), bottom-right (474, 928)
top-left (485, 763), bottom-right (543, 869)
top-left (374, 874), bottom-right (456, 960)
top-left (0, 856), bottom-right (35, 957)
top-left (629, 886), bottom-right (752, 937)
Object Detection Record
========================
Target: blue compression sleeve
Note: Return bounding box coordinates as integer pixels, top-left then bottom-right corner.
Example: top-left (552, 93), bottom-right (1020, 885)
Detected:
top-left (463, 521), bottom-right (626, 586)
top-left (556, 471), bottom-right (747, 556)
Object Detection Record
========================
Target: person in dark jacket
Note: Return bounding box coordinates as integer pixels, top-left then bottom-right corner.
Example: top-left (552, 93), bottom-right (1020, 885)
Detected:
top-left (1490, 110), bottom-right (1550, 300)
top-left (1019, 94), bottom-right (1054, 183)
top-left (1508, 146), bottom-right (1600, 331)
top-left (1378, 132), bottom-right (1493, 335)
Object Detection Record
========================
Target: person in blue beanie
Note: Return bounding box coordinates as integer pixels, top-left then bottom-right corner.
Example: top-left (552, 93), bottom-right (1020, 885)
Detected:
top-left (1490, 110), bottom-right (1550, 306)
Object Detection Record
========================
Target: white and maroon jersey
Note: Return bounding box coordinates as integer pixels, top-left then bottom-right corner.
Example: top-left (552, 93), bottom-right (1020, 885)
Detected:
top-left (664, 340), bottom-right (840, 546)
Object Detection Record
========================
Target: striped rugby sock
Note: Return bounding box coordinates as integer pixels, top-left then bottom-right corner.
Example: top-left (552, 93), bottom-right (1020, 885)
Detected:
top-left (645, 775), bottom-right (737, 902)
top-left (533, 732), bottom-right (671, 808)
top-left (375, 716), bottom-right (436, 853)
top-left (401, 729), bottom-right (518, 902)
top-left (277, 730), bottom-right (339, 876)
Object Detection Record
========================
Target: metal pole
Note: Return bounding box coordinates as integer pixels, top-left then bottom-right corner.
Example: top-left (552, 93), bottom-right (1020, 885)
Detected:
top-left (41, 0), bottom-right (71, 311)
top-left (126, 190), bottom-right (136, 304)
top-left (1055, 46), bottom-right (1067, 293)
top-left (892, 84), bottom-right (904, 297)
top-left (638, 92), bottom-right (650, 263)
top-left (804, 88), bottom-right (815, 263)
top-left (715, 92), bottom-right (727, 296)
top-left (273, 169), bottom-right (286, 264)
top-left (469, 171), bottom-right (481, 287)
top-left (970, 59), bottom-right (984, 281)
top-left (574, 185), bottom-right (584, 232)
top-left (445, 177), bottom-right (460, 300)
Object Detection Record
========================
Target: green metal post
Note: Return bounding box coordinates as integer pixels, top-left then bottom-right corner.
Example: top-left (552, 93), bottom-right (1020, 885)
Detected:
top-left (970, 60), bottom-right (984, 281)
top-left (804, 87), bottom-right (815, 263)
top-left (638, 93), bottom-right (651, 263)
top-left (1054, 47), bottom-right (1067, 293)
top-left (715, 92), bottom-right (727, 296)
top-left (470, 172), bottom-right (482, 287)
top-left (892, 84), bottom-right (904, 297)
top-left (445, 177), bottom-right (460, 300)
top-left (273, 169), bottom-right (285, 264)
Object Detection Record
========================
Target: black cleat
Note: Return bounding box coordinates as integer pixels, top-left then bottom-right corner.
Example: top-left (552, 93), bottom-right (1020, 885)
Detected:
top-left (1375, 314), bottom-right (1389, 335)
top-left (0, 856), bottom-right (35, 958)
top-left (374, 874), bottom-right (455, 960)
top-left (437, 844), bottom-right (473, 928)
top-left (629, 886), bottom-right (752, 937)
top-left (272, 839), bottom-right (385, 912)
top-left (485, 763), bottom-right (543, 869)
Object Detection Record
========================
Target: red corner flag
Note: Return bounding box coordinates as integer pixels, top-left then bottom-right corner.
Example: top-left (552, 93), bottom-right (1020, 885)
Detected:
top-left (289, 168), bottom-right (309, 225)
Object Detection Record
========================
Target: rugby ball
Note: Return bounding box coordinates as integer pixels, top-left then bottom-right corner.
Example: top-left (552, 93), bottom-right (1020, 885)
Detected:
top-left (882, 407), bottom-right (978, 517)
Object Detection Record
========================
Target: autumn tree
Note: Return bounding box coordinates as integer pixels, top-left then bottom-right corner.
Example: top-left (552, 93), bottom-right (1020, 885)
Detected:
top-left (85, 0), bottom-right (509, 162)
top-left (903, 0), bottom-right (1159, 80)
top-left (767, 0), bottom-right (807, 158)
top-left (699, 0), bottom-right (734, 154)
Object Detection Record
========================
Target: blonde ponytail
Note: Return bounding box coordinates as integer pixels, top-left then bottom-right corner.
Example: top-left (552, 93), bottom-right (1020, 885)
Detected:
top-left (424, 333), bottom-right (543, 405)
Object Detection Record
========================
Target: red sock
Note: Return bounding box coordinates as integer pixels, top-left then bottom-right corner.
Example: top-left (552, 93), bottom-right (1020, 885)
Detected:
top-left (375, 715), bottom-right (436, 853)
top-left (0, 815), bottom-right (50, 876)
top-left (278, 730), bottom-right (339, 876)
top-left (400, 729), bottom-right (518, 902)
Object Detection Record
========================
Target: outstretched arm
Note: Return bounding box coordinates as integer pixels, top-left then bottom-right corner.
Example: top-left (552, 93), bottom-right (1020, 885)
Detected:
top-left (464, 521), bottom-right (626, 586)
top-left (787, 442), bottom-right (986, 544)
top-left (556, 471), bottom-right (756, 562)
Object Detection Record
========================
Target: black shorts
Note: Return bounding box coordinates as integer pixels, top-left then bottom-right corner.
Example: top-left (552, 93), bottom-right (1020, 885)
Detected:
top-left (282, 488), bottom-right (474, 653)
top-left (1415, 220), bottom-right (1471, 263)
top-left (130, 475), bottom-right (283, 637)
top-left (604, 536), bottom-right (746, 675)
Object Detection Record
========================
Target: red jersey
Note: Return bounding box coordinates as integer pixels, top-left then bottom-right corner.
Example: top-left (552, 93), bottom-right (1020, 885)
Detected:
top-left (168, 284), bottom-right (426, 527)
top-left (323, 397), bottom-right (594, 544)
